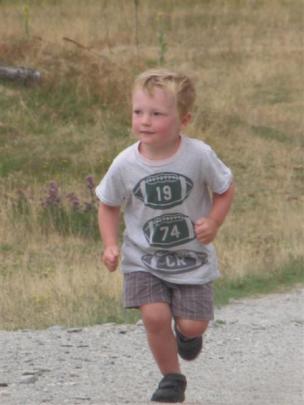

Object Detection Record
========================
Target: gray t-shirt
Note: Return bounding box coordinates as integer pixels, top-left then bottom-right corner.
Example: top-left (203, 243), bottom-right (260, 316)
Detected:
top-left (96, 135), bottom-right (233, 285)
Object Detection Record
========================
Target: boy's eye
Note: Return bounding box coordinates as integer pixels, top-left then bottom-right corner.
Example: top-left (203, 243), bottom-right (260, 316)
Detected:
top-left (133, 110), bottom-right (142, 115)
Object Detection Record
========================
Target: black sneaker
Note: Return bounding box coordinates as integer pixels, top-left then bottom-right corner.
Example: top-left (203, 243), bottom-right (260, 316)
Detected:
top-left (151, 373), bottom-right (187, 403)
top-left (174, 324), bottom-right (203, 361)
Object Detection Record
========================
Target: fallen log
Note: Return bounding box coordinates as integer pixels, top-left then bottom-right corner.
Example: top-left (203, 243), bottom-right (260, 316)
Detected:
top-left (0, 65), bottom-right (41, 83)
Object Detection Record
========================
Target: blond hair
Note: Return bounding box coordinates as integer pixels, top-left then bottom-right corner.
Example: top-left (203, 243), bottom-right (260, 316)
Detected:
top-left (133, 68), bottom-right (196, 117)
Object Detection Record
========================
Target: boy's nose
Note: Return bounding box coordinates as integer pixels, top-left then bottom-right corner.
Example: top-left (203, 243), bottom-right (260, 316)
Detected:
top-left (141, 114), bottom-right (151, 125)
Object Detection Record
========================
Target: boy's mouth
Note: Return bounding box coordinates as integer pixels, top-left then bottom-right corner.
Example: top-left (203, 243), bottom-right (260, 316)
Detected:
top-left (140, 131), bottom-right (155, 135)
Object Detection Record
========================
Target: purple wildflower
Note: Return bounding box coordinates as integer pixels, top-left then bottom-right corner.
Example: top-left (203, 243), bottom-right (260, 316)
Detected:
top-left (85, 175), bottom-right (98, 207)
top-left (41, 181), bottom-right (61, 208)
top-left (66, 192), bottom-right (81, 211)
top-left (86, 176), bottom-right (95, 192)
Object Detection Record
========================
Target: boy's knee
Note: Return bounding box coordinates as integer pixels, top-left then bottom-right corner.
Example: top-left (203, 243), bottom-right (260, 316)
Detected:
top-left (176, 319), bottom-right (209, 338)
top-left (140, 303), bottom-right (172, 333)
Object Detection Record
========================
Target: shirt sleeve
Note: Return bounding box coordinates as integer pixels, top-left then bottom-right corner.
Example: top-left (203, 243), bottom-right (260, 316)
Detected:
top-left (95, 157), bottom-right (127, 206)
top-left (202, 146), bottom-right (233, 194)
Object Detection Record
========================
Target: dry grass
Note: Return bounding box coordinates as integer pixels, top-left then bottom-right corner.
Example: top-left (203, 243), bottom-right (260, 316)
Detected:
top-left (0, 202), bottom-right (126, 329)
top-left (0, 0), bottom-right (303, 329)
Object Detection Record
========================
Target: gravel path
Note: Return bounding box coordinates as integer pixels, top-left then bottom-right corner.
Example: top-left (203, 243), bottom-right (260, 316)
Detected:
top-left (0, 287), bottom-right (303, 405)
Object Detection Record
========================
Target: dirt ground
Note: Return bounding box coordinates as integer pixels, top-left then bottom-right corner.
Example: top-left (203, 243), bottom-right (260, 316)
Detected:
top-left (0, 287), bottom-right (303, 405)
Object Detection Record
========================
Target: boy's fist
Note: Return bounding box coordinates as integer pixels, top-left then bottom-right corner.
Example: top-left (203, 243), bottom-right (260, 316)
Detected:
top-left (102, 245), bottom-right (120, 272)
top-left (195, 217), bottom-right (219, 245)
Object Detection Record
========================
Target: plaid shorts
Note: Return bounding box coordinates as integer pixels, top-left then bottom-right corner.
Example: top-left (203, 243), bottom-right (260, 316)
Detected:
top-left (123, 271), bottom-right (214, 321)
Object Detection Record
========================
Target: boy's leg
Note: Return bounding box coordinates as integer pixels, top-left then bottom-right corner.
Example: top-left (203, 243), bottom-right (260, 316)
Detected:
top-left (124, 272), bottom-right (181, 374)
top-left (172, 281), bottom-right (213, 339)
top-left (140, 302), bottom-right (181, 375)
top-left (174, 319), bottom-right (208, 361)
top-left (172, 282), bottom-right (213, 361)
top-left (124, 273), bottom-right (189, 401)
top-left (140, 302), bottom-right (187, 403)
top-left (175, 318), bottom-right (209, 338)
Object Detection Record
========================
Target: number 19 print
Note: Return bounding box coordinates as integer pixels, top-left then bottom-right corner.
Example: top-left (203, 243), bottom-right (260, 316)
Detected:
top-left (133, 172), bottom-right (193, 209)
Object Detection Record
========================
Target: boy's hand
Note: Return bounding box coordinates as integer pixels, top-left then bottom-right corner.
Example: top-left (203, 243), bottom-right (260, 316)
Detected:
top-left (102, 245), bottom-right (120, 272)
top-left (195, 217), bottom-right (220, 245)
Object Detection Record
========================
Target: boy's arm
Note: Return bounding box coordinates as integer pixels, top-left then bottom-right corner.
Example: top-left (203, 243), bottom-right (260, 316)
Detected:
top-left (98, 203), bottom-right (121, 272)
top-left (195, 182), bottom-right (235, 245)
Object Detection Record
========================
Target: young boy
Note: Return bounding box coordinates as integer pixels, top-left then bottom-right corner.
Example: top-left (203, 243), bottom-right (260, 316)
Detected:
top-left (96, 69), bottom-right (235, 403)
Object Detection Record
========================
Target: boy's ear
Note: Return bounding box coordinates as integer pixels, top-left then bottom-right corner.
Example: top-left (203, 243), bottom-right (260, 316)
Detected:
top-left (180, 112), bottom-right (192, 127)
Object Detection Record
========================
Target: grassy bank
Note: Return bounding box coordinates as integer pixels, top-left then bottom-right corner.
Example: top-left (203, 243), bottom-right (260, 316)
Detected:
top-left (0, 0), bottom-right (303, 330)
top-left (214, 258), bottom-right (304, 307)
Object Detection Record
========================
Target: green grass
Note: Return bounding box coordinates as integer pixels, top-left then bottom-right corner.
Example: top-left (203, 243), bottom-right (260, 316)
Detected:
top-left (250, 125), bottom-right (291, 143)
top-left (214, 258), bottom-right (304, 307)
top-left (0, 63), bottom-right (132, 183)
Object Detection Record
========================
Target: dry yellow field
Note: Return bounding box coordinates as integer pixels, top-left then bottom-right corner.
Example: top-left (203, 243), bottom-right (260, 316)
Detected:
top-left (0, 0), bottom-right (303, 329)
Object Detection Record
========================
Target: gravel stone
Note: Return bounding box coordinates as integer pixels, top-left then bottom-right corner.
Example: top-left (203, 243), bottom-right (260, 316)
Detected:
top-left (0, 288), bottom-right (303, 404)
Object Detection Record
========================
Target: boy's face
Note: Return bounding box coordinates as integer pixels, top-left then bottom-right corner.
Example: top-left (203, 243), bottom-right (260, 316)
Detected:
top-left (132, 86), bottom-right (190, 158)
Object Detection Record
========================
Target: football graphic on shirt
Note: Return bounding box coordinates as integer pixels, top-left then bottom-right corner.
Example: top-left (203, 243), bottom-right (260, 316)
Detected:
top-left (142, 250), bottom-right (208, 274)
top-left (143, 213), bottom-right (195, 247)
top-left (133, 172), bottom-right (193, 209)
